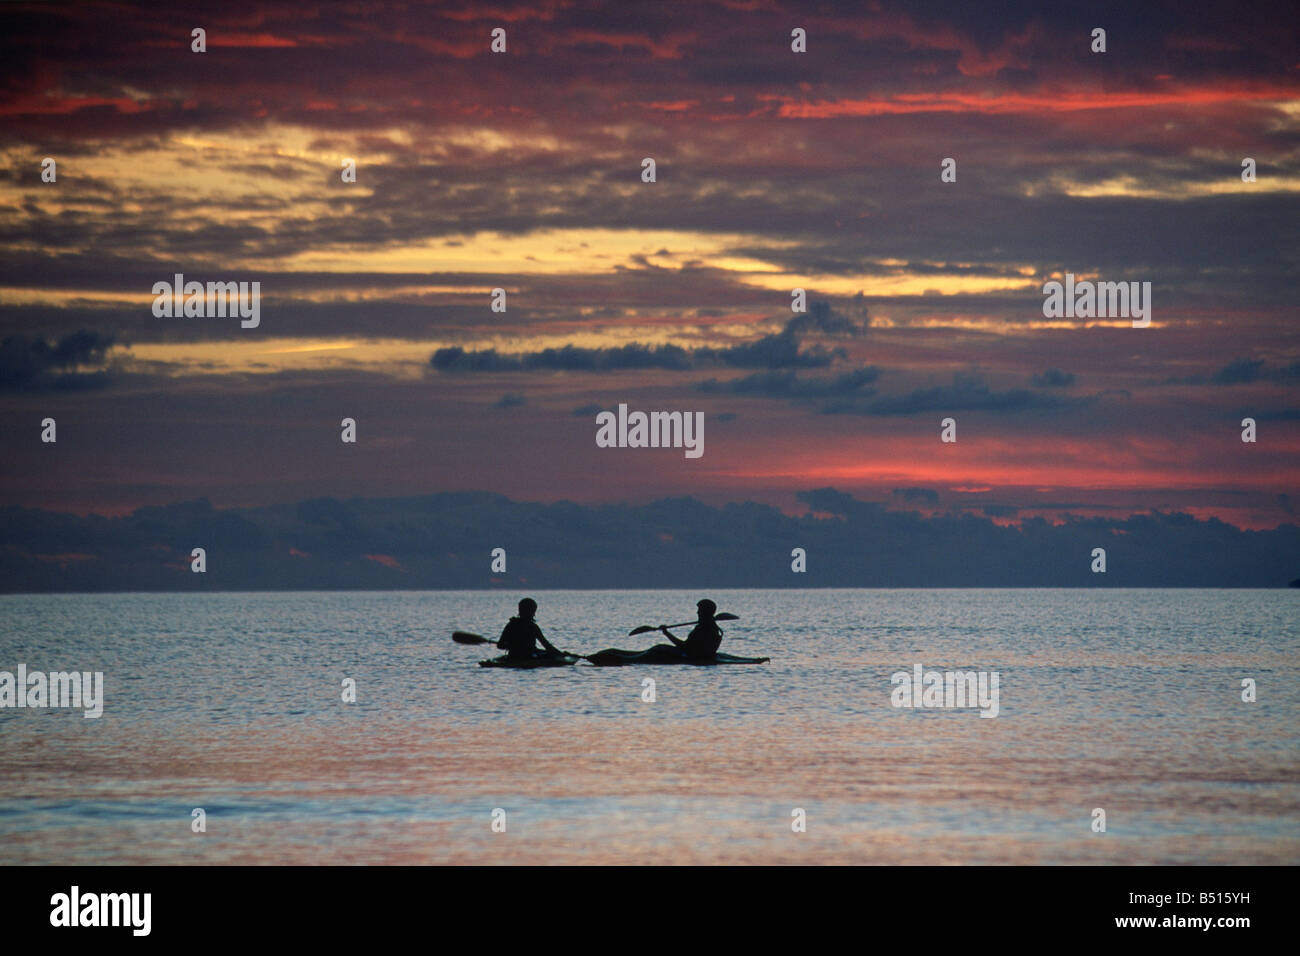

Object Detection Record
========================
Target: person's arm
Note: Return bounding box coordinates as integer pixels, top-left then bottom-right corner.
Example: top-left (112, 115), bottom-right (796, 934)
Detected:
top-left (658, 625), bottom-right (685, 648)
top-left (536, 625), bottom-right (561, 655)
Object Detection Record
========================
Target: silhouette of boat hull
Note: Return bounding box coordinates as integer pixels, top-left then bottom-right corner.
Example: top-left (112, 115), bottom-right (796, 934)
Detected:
top-left (479, 653), bottom-right (579, 669)
top-left (586, 646), bottom-right (770, 666)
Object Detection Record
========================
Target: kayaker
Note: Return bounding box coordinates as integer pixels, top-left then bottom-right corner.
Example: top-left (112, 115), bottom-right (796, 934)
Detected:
top-left (498, 598), bottom-right (562, 661)
top-left (657, 599), bottom-right (724, 660)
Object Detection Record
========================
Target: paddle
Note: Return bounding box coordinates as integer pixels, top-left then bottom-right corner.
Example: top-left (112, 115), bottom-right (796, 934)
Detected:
top-left (452, 631), bottom-right (497, 646)
top-left (627, 612), bottom-right (738, 636)
top-left (452, 631), bottom-right (580, 659)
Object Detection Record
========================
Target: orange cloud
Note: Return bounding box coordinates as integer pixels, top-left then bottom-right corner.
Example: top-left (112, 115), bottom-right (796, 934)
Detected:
top-left (767, 83), bottom-right (1299, 117)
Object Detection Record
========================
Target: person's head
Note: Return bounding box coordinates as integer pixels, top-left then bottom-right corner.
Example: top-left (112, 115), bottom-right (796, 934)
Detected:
top-left (518, 597), bottom-right (538, 620)
top-left (696, 598), bottom-right (717, 620)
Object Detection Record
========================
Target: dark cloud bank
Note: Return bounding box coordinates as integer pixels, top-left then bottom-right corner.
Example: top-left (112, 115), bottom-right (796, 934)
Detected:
top-left (2, 489), bottom-right (1296, 592)
top-left (0, 331), bottom-right (116, 392)
top-left (431, 310), bottom-right (850, 374)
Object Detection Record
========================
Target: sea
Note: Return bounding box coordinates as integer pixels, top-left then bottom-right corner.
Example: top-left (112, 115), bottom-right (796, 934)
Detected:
top-left (1, 588), bottom-right (1297, 865)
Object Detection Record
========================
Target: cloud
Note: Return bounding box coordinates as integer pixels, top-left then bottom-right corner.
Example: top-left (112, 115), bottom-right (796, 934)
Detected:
top-left (1164, 359), bottom-right (1300, 387)
top-left (697, 366), bottom-right (880, 399)
top-left (785, 300), bottom-right (867, 336)
top-left (1212, 359), bottom-right (1300, 386)
top-left (796, 487), bottom-right (879, 518)
top-left (433, 342), bottom-right (694, 372)
top-left (1032, 367), bottom-right (1075, 387)
top-left (432, 308), bottom-right (854, 375)
top-left (492, 392), bottom-right (527, 409)
top-left (1213, 358), bottom-right (1266, 385)
top-left (856, 373), bottom-right (1066, 416)
top-left (0, 2), bottom-right (1296, 531)
top-left (699, 325), bottom-right (845, 369)
top-left (0, 330), bottom-right (115, 392)
top-left (706, 370), bottom-right (1073, 417)
top-left (893, 487), bottom-right (940, 504)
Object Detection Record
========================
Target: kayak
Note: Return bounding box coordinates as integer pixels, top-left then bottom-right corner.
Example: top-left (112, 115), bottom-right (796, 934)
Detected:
top-left (586, 646), bottom-right (770, 667)
top-left (479, 653), bottom-right (580, 669)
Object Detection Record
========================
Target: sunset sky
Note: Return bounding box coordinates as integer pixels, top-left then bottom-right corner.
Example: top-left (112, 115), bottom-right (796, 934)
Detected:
top-left (2, 0), bottom-right (1297, 533)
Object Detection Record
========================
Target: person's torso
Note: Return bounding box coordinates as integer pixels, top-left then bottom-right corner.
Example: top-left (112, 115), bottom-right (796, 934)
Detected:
top-left (682, 621), bottom-right (722, 658)
top-left (502, 617), bottom-right (542, 655)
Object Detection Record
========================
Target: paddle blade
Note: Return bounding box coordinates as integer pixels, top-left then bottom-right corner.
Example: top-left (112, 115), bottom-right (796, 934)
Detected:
top-left (453, 631), bottom-right (492, 645)
top-left (628, 613), bottom-right (739, 635)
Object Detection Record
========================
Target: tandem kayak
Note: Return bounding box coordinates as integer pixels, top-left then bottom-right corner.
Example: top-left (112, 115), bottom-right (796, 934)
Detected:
top-left (586, 646), bottom-right (770, 667)
top-left (479, 653), bottom-right (580, 669)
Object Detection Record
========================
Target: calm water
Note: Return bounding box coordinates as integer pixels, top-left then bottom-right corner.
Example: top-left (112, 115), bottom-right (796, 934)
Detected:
top-left (1, 589), bottom-right (1297, 864)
